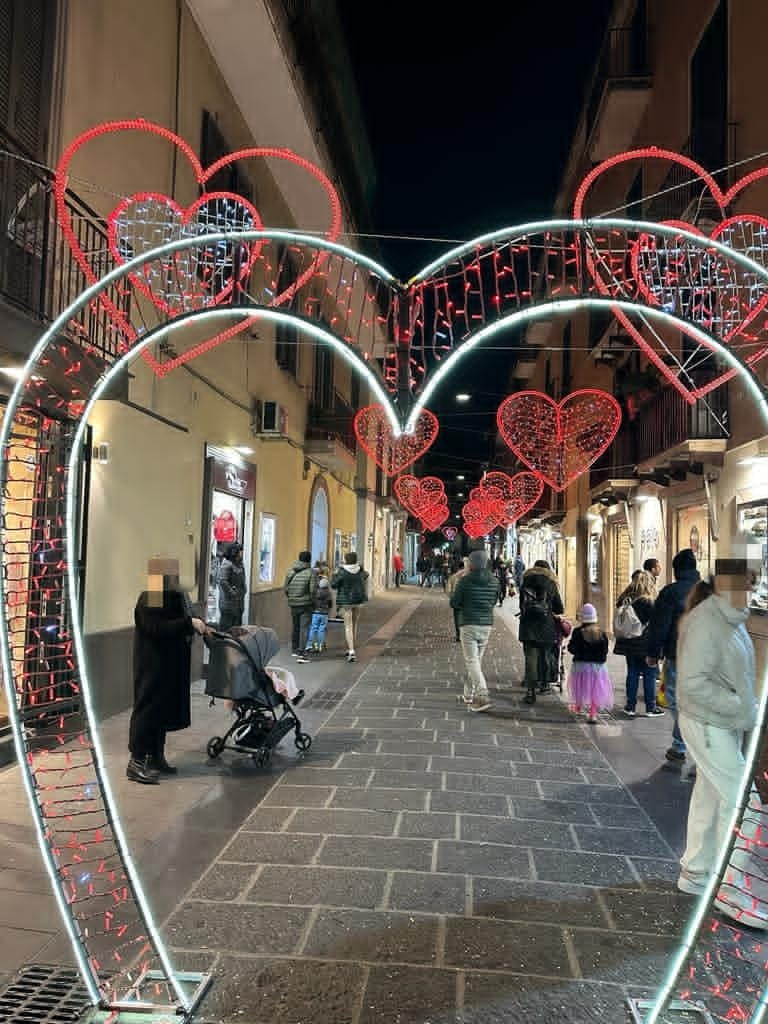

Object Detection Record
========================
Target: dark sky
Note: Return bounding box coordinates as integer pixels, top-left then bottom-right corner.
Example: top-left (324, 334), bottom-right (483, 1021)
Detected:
top-left (338, 2), bottom-right (614, 514)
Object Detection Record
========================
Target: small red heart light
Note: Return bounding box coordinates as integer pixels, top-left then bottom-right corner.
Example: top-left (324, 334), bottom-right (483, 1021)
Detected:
top-left (442, 526), bottom-right (458, 541)
top-left (354, 406), bottom-right (439, 477)
top-left (394, 475), bottom-right (446, 517)
top-left (497, 390), bottom-right (621, 492)
top-left (482, 471), bottom-right (544, 524)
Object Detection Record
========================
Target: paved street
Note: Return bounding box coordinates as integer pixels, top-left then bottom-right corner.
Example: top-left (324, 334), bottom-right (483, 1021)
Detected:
top-left (0, 588), bottom-right (699, 1022)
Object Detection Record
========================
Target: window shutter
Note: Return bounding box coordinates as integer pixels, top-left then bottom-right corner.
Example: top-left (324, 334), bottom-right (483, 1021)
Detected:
top-left (10, 0), bottom-right (50, 156)
top-left (0, 0), bottom-right (12, 131)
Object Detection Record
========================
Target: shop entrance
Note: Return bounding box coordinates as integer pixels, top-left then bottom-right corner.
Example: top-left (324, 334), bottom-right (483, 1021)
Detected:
top-left (612, 521), bottom-right (631, 608)
top-left (201, 448), bottom-right (255, 628)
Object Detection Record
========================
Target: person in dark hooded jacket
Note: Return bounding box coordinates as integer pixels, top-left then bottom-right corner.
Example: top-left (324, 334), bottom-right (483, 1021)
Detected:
top-left (284, 550), bottom-right (316, 661)
top-left (519, 559), bottom-right (564, 705)
top-left (645, 548), bottom-right (701, 762)
top-left (218, 542), bottom-right (247, 630)
top-left (331, 552), bottom-right (369, 662)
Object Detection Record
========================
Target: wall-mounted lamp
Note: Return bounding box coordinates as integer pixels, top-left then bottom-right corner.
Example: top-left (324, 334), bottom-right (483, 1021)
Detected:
top-left (92, 442), bottom-right (110, 464)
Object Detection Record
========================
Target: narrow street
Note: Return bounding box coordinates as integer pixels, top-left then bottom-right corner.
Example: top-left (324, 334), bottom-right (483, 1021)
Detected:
top-left (0, 589), bottom-right (699, 1022)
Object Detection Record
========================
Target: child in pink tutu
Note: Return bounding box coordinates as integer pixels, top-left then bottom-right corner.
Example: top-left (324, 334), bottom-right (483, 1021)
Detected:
top-left (567, 603), bottom-right (613, 724)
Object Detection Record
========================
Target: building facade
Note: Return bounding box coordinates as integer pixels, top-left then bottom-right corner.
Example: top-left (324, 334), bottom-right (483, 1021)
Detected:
top-left (514, 0), bottom-right (768, 676)
top-left (0, 0), bottom-right (397, 739)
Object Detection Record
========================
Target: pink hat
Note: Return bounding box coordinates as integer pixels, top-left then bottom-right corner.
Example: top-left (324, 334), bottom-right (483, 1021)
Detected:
top-left (578, 603), bottom-right (598, 623)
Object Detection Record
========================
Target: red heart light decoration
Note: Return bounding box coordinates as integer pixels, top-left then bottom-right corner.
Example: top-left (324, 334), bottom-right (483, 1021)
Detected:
top-left (461, 499), bottom-right (498, 538)
top-left (421, 502), bottom-right (449, 531)
top-left (574, 147), bottom-right (768, 401)
top-left (394, 475), bottom-right (446, 518)
top-left (107, 191), bottom-right (264, 315)
top-left (54, 120), bottom-right (342, 375)
top-left (442, 526), bottom-right (458, 541)
top-left (482, 471), bottom-right (545, 524)
top-left (354, 405), bottom-right (439, 477)
top-left (497, 390), bottom-right (621, 492)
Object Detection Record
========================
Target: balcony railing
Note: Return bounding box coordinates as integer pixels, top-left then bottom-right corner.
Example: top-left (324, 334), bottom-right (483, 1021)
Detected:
top-left (634, 383), bottom-right (729, 464)
top-left (0, 126), bottom-right (129, 361)
top-left (306, 389), bottom-right (357, 455)
top-left (585, 24), bottom-right (651, 140)
top-left (590, 382), bottom-right (729, 490)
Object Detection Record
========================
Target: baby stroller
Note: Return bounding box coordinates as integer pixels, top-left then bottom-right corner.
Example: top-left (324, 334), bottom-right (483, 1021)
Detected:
top-left (204, 626), bottom-right (312, 767)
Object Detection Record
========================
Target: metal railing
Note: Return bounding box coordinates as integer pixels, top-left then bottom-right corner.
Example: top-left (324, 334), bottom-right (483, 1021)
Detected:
top-left (634, 381), bottom-right (729, 463)
top-left (306, 388), bottom-right (357, 455)
top-left (585, 23), bottom-right (651, 139)
top-left (0, 126), bottom-right (129, 358)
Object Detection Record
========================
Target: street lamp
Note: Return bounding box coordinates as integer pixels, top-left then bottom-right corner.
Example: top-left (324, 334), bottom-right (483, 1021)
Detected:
top-left (456, 393), bottom-right (471, 402)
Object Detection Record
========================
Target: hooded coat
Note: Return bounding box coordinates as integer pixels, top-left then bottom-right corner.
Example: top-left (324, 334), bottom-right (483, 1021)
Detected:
top-left (218, 550), bottom-right (247, 616)
top-left (677, 595), bottom-right (756, 731)
top-left (645, 550), bottom-right (701, 661)
top-left (130, 585), bottom-right (195, 745)
top-left (331, 562), bottom-right (369, 606)
top-left (450, 568), bottom-right (500, 626)
top-left (518, 565), bottom-right (564, 647)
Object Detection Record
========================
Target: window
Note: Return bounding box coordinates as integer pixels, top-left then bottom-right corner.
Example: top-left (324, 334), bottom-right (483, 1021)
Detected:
top-left (738, 500), bottom-right (768, 614)
top-left (690, 1), bottom-right (727, 173)
top-left (588, 533), bottom-right (600, 585)
top-left (0, 0), bottom-right (55, 157)
top-left (313, 342), bottom-right (335, 410)
top-left (310, 487), bottom-right (329, 565)
top-left (258, 514), bottom-right (277, 584)
top-left (275, 322), bottom-right (298, 377)
top-left (200, 110), bottom-right (254, 201)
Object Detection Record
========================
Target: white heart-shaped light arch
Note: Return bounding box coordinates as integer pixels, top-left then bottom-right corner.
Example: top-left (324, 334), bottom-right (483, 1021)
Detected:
top-left (0, 222), bottom-right (766, 1021)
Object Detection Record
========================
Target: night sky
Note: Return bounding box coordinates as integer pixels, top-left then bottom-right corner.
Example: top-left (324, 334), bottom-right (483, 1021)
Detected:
top-left (338, 2), bottom-right (614, 513)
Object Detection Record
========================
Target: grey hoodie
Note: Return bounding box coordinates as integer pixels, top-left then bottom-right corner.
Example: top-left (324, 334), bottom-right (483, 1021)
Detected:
top-left (677, 594), bottom-right (756, 731)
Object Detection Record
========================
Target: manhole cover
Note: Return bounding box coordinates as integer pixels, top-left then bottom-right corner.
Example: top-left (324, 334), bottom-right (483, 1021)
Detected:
top-left (0, 964), bottom-right (90, 1023)
top-left (628, 999), bottom-right (716, 1024)
top-left (302, 690), bottom-right (348, 709)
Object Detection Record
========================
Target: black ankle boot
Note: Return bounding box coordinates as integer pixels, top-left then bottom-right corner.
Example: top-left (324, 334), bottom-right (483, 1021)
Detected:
top-left (150, 755), bottom-right (178, 775)
top-left (127, 755), bottom-right (160, 785)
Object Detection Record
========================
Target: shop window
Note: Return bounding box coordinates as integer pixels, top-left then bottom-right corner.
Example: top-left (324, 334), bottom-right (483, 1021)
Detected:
top-left (738, 500), bottom-right (768, 613)
top-left (588, 533), bottom-right (600, 585)
top-left (258, 514), bottom-right (277, 584)
top-left (676, 504), bottom-right (714, 577)
top-left (310, 485), bottom-right (329, 565)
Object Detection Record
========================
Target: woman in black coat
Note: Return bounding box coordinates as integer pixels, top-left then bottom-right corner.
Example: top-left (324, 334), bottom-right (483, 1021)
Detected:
top-left (614, 570), bottom-right (662, 718)
top-left (519, 559), bottom-right (564, 704)
top-left (128, 559), bottom-right (207, 784)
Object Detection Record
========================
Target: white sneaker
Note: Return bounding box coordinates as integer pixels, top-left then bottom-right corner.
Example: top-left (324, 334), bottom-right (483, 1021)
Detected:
top-left (715, 896), bottom-right (768, 930)
top-left (295, 655), bottom-right (310, 664)
top-left (346, 651), bottom-right (356, 663)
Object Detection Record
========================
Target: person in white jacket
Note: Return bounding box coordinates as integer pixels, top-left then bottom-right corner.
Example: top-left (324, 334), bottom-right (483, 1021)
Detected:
top-left (676, 563), bottom-right (764, 929)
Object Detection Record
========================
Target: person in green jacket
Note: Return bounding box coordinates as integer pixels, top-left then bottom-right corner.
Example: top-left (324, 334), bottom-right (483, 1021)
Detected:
top-left (284, 550), bottom-right (315, 662)
top-left (450, 549), bottom-right (500, 712)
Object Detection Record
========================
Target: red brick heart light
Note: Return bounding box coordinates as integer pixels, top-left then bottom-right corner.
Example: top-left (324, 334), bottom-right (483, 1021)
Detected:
top-left (354, 405), bottom-right (439, 476)
top-left (497, 390), bottom-right (621, 492)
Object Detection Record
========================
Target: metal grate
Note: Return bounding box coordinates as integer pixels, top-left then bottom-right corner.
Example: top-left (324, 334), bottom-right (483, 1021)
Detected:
top-left (301, 689), bottom-right (348, 709)
top-left (0, 965), bottom-right (90, 1023)
top-left (627, 999), bottom-right (716, 1024)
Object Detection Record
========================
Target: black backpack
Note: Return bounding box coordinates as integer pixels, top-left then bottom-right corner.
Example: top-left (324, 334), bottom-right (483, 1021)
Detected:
top-left (521, 584), bottom-right (549, 616)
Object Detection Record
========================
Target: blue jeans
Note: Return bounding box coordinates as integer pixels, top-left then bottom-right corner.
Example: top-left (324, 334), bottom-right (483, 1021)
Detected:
top-left (664, 658), bottom-right (685, 753)
top-left (625, 655), bottom-right (658, 711)
top-left (307, 612), bottom-right (328, 647)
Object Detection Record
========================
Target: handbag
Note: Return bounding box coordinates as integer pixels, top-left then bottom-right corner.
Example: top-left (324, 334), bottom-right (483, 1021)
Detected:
top-left (556, 616), bottom-right (573, 639)
top-left (613, 599), bottom-right (644, 639)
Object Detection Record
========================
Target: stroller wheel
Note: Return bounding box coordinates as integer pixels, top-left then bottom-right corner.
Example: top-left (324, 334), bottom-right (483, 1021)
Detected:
top-left (252, 748), bottom-right (271, 767)
top-left (207, 737), bottom-right (224, 759)
top-left (294, 732), bottom-right (312, 752)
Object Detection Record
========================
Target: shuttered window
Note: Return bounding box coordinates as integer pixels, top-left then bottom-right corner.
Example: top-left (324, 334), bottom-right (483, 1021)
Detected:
top-left (0, 0), bottom-right (55, 157)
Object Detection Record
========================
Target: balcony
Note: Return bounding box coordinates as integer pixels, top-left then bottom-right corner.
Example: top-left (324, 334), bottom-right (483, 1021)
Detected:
top-left (589, 421), bottom-right (638, 496)
top-left (305, 390), bottom-right (357, 475)
top-left (635, 383), bottom-right (729, 474)
top-left (0, 126), bottom-right (130, 366)
top-left (585, 25), bottom-right (652, 162)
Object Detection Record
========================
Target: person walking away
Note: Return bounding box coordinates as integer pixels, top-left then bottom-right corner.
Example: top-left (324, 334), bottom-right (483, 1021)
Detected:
top-left (495, 560), bottom-right (510, 606)
top-left (676, 566), bottom-right (766, 929)
top-left (567, 603), bottom-right (613, 724)
top-left (218, 542), bottom-right (247, 631)
top-left (306, 575), bottom-right (332, 653)
top-left (284, 550), bottom-right (316, 664)
top-left (513, 553), bottom-right (526, 592)
top-left (646, 548), bottom-right (700, 763)
top-left (450, 550), bottom-right (500, 712)
top-left (393, 550), bottom-right (405, 588)
top-left (519, 559), bottom-right (564, 705)
top-left (331, 552), bottom-right (369, 662)
top-left (128, 557), bottom-right (208, 784)
top-left (416, 554), bottom-right (429, 587)
top-left (614, 570), bottom-right (665, 718)
top-left (447, 556), bottom-right (470, 641)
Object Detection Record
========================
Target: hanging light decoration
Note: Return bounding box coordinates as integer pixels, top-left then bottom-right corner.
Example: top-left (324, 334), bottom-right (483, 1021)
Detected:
top-left (354, 405), bottom-right (439, 476)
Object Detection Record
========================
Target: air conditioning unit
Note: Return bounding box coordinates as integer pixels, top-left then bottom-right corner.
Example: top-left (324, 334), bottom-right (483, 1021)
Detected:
top-left (252, 400), bottom-right (288, 437)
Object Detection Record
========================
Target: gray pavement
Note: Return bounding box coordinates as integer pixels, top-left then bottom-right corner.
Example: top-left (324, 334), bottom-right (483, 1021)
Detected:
top-left (0, 588), bottom-right (699, 1022)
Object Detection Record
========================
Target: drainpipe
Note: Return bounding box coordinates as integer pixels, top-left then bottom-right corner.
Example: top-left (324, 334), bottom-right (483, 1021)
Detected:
top-left (704, 475), bottom-right (719, 542)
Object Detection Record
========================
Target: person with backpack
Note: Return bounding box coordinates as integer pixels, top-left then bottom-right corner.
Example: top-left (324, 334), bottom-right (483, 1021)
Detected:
top-left (305, 575), bottom-right (333, 653)
top-left (613, 570), bottom-right (664, 718)
top-left (331, 552), bottom-right (369, 663)
top-left (646, 548), bottom-right (701, 763)
top-left (518, 559), bottom-right (564, 705)
top-left (283, 550), bottom-right (316, 664)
